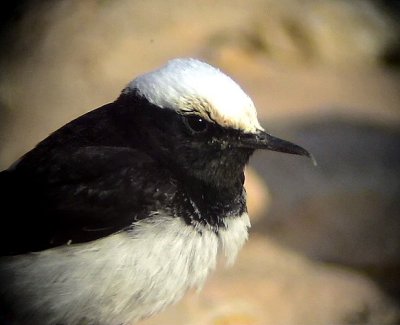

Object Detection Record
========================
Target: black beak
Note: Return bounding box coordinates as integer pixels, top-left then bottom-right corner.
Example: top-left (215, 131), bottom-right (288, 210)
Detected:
top-left (238, 130), bottom-right (315, 163)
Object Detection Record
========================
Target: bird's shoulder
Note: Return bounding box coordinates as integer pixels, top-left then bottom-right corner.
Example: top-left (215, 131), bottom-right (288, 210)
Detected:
top-left (0, 145), bottom-right (177, 255)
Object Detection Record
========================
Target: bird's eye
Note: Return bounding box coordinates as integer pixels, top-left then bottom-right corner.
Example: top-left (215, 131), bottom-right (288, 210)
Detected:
top-left (183, 115), bottom-right (208, 134)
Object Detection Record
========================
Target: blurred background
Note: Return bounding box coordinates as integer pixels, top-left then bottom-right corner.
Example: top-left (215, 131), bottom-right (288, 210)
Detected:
top-left (0, 0), bottom-right (399, 324)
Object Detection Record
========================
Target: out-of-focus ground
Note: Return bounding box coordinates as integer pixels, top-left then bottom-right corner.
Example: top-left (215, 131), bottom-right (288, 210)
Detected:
top-left (0, 0), bottom-right (399, 324)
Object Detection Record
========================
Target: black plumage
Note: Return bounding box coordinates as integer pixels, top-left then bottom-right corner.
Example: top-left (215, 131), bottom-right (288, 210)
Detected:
top-left (0, 91), bottom-right (250, 255)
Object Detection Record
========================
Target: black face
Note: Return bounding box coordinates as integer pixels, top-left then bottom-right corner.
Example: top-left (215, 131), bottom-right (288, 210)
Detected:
top-left (115, 92), bottom-right (254, 189)
top-left (161, 113), bottom-right (254, 185)
top-left (115, 90), bottom-right (312, 192)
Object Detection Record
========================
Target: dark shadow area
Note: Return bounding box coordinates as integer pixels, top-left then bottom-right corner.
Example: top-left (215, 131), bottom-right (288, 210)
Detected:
top-left (376, 0), bottom-right (400, 69)
top-left (0, 0), bottom-right (31, 40)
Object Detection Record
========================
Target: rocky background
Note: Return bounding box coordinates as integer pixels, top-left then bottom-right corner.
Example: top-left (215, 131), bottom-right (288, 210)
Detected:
top-left (0, 0), bottom-right (399, 324)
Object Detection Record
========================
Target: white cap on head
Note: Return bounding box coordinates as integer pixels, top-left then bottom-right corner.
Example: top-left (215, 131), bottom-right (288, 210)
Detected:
top-left (124, 58), bottom-right (263, 133)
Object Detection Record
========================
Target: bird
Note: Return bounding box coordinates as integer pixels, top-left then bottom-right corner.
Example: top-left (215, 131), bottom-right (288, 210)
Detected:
top-left (0, 58), bottom-right (312, 325)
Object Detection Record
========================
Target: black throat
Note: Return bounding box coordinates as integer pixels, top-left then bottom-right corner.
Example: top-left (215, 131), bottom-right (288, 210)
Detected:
top-left (173, 173), bottom-right (247, 231)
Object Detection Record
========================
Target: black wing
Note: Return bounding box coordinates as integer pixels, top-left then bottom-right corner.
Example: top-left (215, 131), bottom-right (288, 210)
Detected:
top-left (0, 146), bottom-right (175, 255)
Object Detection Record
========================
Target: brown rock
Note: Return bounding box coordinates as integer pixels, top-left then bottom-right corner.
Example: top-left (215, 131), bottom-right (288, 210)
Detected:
top-left (245, 167), bottom-right (271, 223)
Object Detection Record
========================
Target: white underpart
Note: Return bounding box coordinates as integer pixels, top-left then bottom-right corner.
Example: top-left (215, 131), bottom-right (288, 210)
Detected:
top-left (125, 58), bottom-right (263, 133)
top-left (0, 213), bottom-right (250, 325)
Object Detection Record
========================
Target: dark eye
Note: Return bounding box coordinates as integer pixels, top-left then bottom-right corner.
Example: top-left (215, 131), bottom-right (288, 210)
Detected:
top-left (183, 115), bottom-right (208, 134)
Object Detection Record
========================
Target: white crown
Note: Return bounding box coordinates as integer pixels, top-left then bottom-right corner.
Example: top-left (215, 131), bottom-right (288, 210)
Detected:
top-left (125, 58), bottom-right (263, 133)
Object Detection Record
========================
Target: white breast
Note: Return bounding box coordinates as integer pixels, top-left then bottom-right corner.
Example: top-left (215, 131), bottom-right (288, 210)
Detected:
top-left (0, 213), bottom-right (250, 325)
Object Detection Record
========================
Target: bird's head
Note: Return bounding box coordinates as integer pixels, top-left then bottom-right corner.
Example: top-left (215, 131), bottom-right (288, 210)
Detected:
top-left (115, 58), bottom-right (312, 188)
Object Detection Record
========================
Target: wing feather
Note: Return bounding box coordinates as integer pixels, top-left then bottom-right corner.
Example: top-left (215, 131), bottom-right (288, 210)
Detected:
top-left (0, 146), bottom-right (174, 255)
